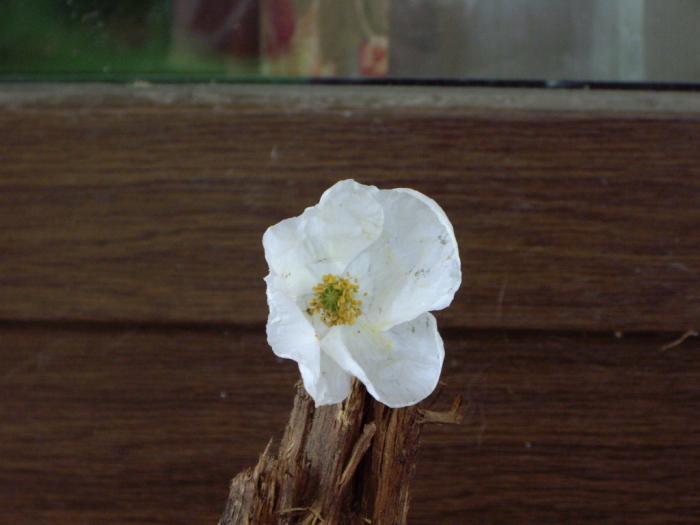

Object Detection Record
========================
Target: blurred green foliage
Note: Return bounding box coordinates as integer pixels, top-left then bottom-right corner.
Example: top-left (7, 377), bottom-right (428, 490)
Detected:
top-left (0, 0), bottom-right (253, 79)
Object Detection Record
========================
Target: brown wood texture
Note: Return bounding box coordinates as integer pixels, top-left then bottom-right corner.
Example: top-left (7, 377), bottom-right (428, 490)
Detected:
top-left (2, 85), bottom-right (699, 524)
top-left (2, 326), bottom-right (699, 524)
top-left (1, 85), bottom-right (700, 331)
top-left (219, 380), bottom-right (434, 525)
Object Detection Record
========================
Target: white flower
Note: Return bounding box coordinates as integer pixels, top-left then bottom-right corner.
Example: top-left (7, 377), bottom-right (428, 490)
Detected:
top-left (263, 180), bottom-right (461, 408)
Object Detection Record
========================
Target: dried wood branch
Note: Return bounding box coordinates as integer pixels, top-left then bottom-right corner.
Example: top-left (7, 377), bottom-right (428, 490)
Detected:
top-left (219, 380), bottom-right (461, 525)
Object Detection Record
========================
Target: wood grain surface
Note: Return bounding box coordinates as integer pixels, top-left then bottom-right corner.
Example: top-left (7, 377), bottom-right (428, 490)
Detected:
top-left (2, 85), bottom-right (700, 524)
top-left (1, 85), bottom-right (700, 331)
top-left (1, 326), bottom-right (699, 524)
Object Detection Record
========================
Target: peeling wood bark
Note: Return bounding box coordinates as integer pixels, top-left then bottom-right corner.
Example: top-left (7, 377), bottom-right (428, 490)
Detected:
top-left (219, 381), bottom-right (461, 525)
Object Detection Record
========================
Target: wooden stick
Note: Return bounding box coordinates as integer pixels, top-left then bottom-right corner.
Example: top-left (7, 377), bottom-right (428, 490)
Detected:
top-left (219, 380), bottom-right (460, 524)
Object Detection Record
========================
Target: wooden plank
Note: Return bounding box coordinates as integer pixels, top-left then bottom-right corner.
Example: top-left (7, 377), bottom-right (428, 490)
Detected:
top-left (1, 85), bottom-right (700, 331)
top-left (1, 325), bottom-right (699, 524)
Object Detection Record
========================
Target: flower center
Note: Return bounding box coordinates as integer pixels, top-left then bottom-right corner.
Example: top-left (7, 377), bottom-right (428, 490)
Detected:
top-left (307, 274), bottom-right (362, 327)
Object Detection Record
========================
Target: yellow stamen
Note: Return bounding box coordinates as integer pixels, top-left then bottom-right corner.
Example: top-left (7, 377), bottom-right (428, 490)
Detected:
top-left (307, 274), bottom-right (362, 326)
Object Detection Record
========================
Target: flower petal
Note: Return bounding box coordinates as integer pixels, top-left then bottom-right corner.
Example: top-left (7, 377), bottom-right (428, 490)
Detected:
top-left (322, 313), bottom-right (444, 408)
top-left (299, 352), bottom-right (354, 406)
top-left (316, 179), bottom-right (384, 264)
top-left (347, 187), bottom-right (461, 329)
top-left (262, 212), bottom-right (323, 298)
top-left (266, 273), bottom-right (352, 405)
top-left (263, 179), bottom-right (383, 298)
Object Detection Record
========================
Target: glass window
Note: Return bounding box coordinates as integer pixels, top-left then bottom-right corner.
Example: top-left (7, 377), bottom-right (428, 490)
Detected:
top-left (1, 0), bottom-right (699, 84)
